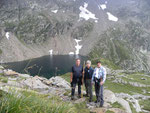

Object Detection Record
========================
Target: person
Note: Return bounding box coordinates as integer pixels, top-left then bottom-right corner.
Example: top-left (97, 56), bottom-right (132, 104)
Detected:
top-left (92, 61), bottom-right (106, 107)
top-left (70, 58), bottom-right (84, 100)
top-left (84, 60), bottom-right (94, 102)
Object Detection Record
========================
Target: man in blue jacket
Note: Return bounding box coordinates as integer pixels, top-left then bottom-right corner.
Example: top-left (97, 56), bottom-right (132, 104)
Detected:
top-left (84, 60), bottom-right (94, 102)
top-left (92, 61), bottom-right (107, 107)
top-left (70, 58), bottom-right (84, 100)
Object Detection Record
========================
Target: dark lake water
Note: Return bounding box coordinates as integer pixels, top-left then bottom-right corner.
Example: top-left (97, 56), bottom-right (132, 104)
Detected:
top-left (3, 55), bottom-right (87, 79)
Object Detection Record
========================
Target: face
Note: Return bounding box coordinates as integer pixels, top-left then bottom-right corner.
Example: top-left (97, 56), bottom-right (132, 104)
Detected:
top-left (76, 59), bottom-right (80, 66)
top-left (86, 63), bottom-right (90, 68)
top-left (97, 63), bottom-right (101, 68)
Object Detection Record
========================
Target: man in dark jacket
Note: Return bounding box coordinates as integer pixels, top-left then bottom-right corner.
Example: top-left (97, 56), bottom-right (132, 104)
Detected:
top-left (70, 58), bottom-right (84, 100)
top-left (84, 60), bottom-right (94, 102)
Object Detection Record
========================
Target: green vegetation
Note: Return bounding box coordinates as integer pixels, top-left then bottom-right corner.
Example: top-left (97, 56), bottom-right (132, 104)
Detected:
top-left (0, 49), bottom-right (2, 55)
top-left (61, 72), bottom-right (70, 83)
top-left (89, 21), bottom-right (149, 71)
top-left (91, 58), bottom-right (120, 70)
top-left (0, 90), bottom-right (76, 113)
top-left (0, 76), bottom-right (8, 83)
top-left (139, 98), bottom-right (150, 111)
top-left (111, 102), bottom-right (124, 110)
top-left (106, 110), bottom-right (115, 113)
top-left (74, 101), bottom-right (90, 113)
top-left (129, 102), bottom-right (137, 113)
top-left (105, 79), bottom-right (150, 96)
top-left (88, 28), bottom-right (132, 70)
top-left (121, 73), bottom-right (150, 85)
top-left (71, 21), bottom-right (94, 39)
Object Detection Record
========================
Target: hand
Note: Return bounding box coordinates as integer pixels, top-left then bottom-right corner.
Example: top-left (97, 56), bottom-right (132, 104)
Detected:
top-left (91, 81), bottom-right (94, 85)
top-left (82, 80), bottom-right (84, 85)
top-left (70, 79), bottom-right (72, 83)
top-left (100, 81), bottom-right (104, 86)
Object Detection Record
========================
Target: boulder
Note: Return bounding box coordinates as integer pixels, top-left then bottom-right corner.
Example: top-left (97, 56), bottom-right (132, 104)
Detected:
top-left (21, 76), bottom-right (49, 90)
top-left (49, 76), bottom-right (70, 90)
top-left (104, 89), bottom-right (117, 103)
top-left (19, 74), bottom-right (30, 78)
top-left (3, 69), bottom-right (19, 76)
top-left (0, 65), bottom-right (4, 69)
top-left (116, 97), bottom-right (132, 113)
top-left (0, 69), bottom-right (4, 74)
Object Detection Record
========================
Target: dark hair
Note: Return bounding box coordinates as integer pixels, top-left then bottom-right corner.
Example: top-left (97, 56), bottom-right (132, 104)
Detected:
top-left (97, 61), bottom-right (101, 64)
top-left (76, 58), bottom-right (80, 61)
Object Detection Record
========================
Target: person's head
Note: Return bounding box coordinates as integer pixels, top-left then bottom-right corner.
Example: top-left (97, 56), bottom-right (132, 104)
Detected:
top-left (86, 60), bottom-right (91, 68)
top-left (76, 58), bottom-right (81, 66)
top-left (97, 61), bottom-right (101, 68)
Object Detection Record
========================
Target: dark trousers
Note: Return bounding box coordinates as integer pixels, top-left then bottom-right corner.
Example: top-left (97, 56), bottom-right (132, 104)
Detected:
top-left (95, 81), bottom-right (104, 106)
top-left (85, 79), bottom-right (93, 100)
top-left (71, 79), bottom-right (82, 97)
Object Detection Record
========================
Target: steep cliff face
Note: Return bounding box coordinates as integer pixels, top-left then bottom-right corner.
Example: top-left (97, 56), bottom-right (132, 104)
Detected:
top-left (0, 0), bottom-right (150, 71)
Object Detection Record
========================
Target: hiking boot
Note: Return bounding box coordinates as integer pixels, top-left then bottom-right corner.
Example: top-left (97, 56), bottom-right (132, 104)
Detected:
top-left (89, 99), bottom-right (92, 102)
top-left (95, 100), bottom-right (99, 103)
top-left (85, 94), bottom-right (89, 97)
top-left (99, 104), bottom-right (103, 107)
top-left (71, 96), bottom-right (74, 100)
top-left (78, 95), bottom-right (81, 98)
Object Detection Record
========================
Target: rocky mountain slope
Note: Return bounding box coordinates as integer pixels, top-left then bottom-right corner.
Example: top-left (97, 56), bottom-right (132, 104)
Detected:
top-left (0, 0), bottom-right (150, 72)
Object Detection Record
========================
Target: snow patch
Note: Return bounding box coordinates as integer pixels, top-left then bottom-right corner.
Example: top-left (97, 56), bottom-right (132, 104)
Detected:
top-left (5, 32), bottom-right (10, 40)
top-left (74, 39), bottom-right (82, 55)
top-left (99, 4), bottom-right (107, 10)
top-left (69, 52), bottom-right (74, 55)
top-left (49, 49), bottom-right (53, 55)
top-left (107, 12), bottom-right (118, 22)
top-left (51, 10), bottom-right (58, 13)
top-left (79, 2), bottom-right (98, 21)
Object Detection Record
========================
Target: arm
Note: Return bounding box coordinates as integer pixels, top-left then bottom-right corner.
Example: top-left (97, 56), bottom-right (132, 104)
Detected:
top-left (82, 67), bottom-right (84, 85)
top-left (100, 68), bottom-right (107, 85)
top-left (71, 66), bottom-right (74, 83)
top-left (92, 68), bottom-right (95, 82)
top-left (70, 72), bottom-right (73, 83)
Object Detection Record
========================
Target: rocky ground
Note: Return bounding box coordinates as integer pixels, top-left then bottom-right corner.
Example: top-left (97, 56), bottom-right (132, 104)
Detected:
top-left (0, 65), bottom-right (150, 113)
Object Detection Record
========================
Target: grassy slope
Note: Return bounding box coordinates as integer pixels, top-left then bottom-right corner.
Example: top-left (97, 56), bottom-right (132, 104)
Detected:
top-left (0, 89), bottom-right (78, 113)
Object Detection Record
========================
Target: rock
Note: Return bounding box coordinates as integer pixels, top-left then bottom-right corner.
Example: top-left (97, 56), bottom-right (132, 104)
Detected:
top-left (116, 97), bottom-right (132, 113)
top-left (104, 89), bottom-right (117, 103)
top-left (141, 78), bottom-right (146, 80)
top-left (49, 76), bottom-right (70, 90)
top-left (7, 80), bottom-right (24, 88)
top-left (90, 108), bottom-right (107, 113)
top-left (19, 74), bottom-right (30, 78)
top-left (109, 108), bottom-right (127, 113)
top-left (41, 87), bottom-right (66, 96)
top-left (74, 98), bottom-right (86, 104)
top-left (113, 78), bottom-right (150, 87)
top-left (0, 69), bottom-right (4, 74)
top-left (21, 76), bottom-right (49, 90)
top-left (3, 69), bottom-right (19, 76)
top-left (0, 65), bottom-right (4, 69)
top-left (116, 93), bottom-right (142, 112)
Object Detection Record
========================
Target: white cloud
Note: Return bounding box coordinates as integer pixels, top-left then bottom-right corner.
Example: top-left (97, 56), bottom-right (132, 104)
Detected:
top-left (107, 12), bottom-right (118, 22)
top-left (79, 2), bottom-right (98, 21)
